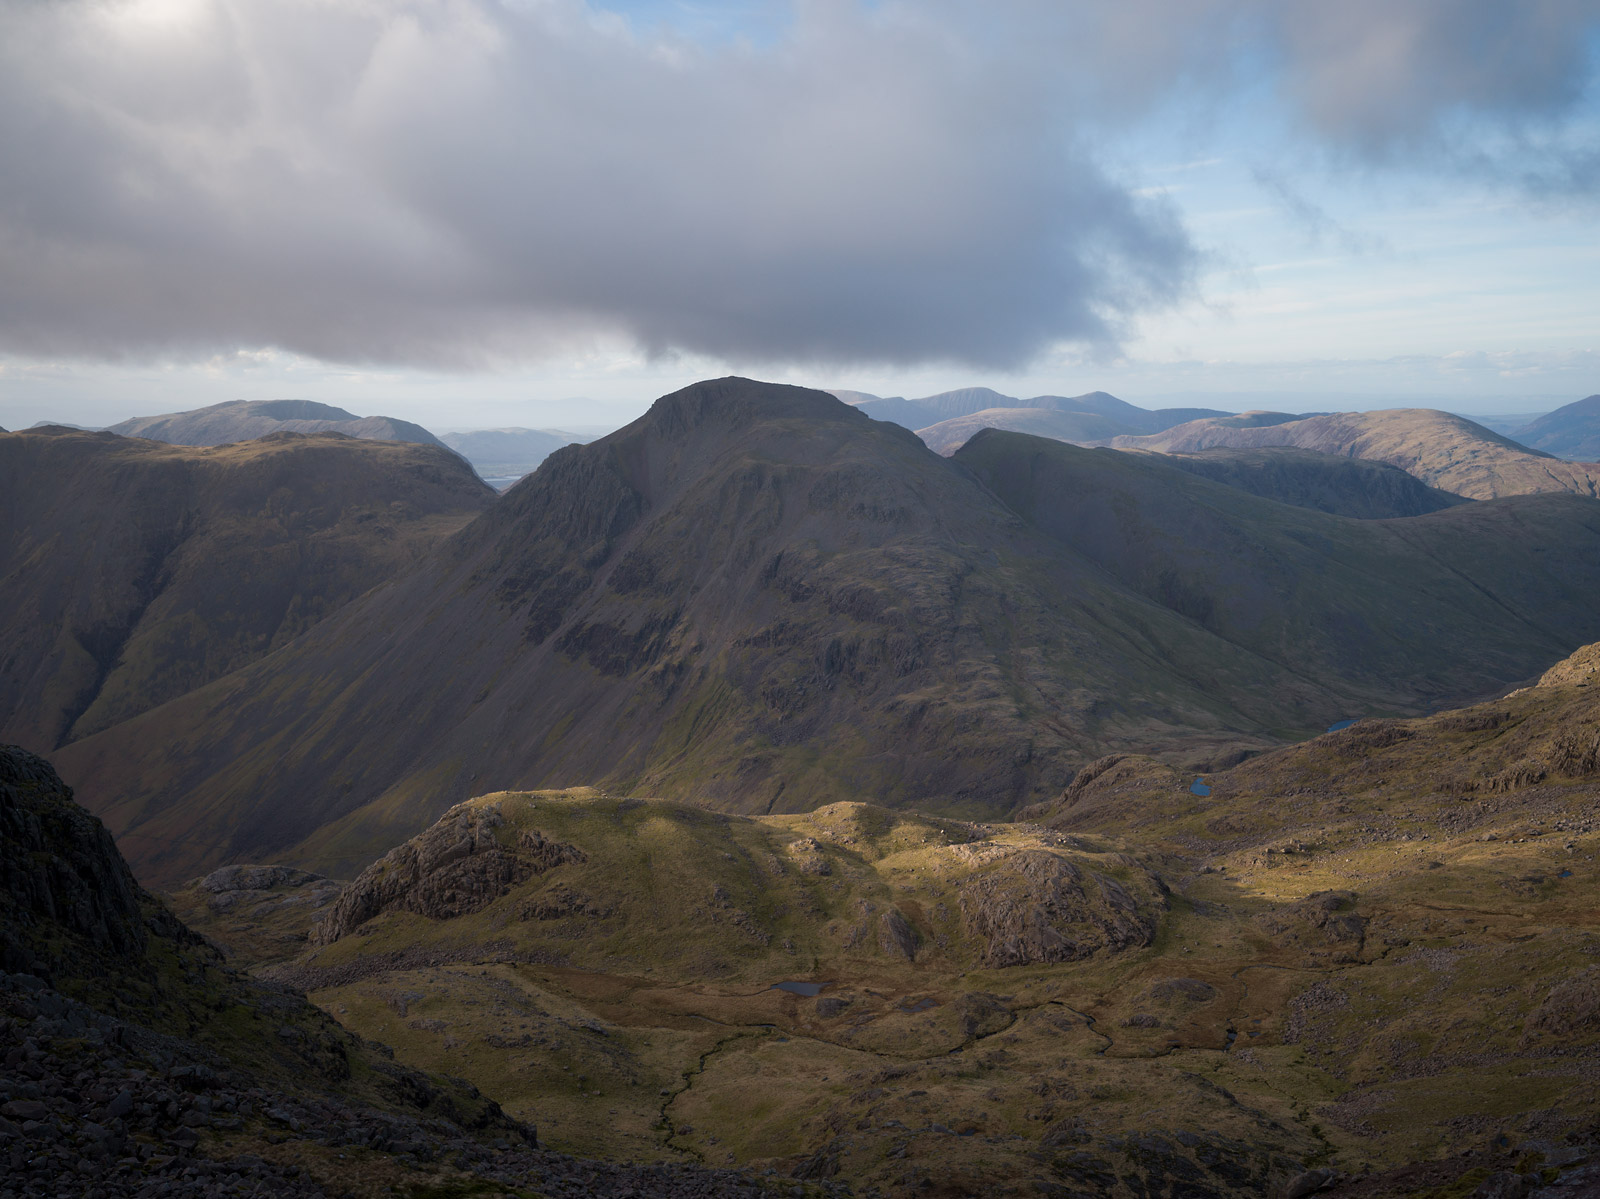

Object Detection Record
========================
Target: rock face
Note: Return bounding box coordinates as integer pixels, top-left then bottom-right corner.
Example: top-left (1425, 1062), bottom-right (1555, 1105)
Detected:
top-left (1538, 641), bottom-right (1600, 689)
top-left (957, 849), bottom-right (1162, 968)
top-left (0, 745), bottom-right (147, 973)
top-left (312, 803), bottom-right (585, 944)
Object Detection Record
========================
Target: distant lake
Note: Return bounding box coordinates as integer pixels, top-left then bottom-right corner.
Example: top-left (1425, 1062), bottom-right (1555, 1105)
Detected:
top-left (1327, 718), bottom-right (1358, 732)
top-left (1190, 777), bottom-right (1211, 797)
top-left (770, 981), bottom-right (827, 997)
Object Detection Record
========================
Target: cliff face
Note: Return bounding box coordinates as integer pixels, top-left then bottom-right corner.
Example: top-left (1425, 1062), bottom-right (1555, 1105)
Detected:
top-left (0, 745), bottom-right (148, 976)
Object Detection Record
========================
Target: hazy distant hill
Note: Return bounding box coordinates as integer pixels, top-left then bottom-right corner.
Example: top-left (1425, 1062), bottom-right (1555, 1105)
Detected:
top-left (0, 427), bottom-right (493, 751)
top-left (1113, 407), bottom-right (1600, 499)
top-left (1510, 394), bottom-right (1600, 460)
top-left (49, 380), bottom-right (1600, 887)
top-left (108, 398), bottom-right (450, 451)
top-left (439, 426), bottom-right (589, 480)
top-left (835, 387), bottom-right (1228, 438)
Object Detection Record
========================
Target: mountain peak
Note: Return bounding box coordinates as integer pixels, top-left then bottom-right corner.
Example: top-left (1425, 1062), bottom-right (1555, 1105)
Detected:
top-left (637, 376), bottom-right (864, 440)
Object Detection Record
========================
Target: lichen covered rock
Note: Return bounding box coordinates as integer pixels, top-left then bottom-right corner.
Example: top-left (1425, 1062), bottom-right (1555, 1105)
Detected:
top-left (312, 802), bottom-right (585, 944)
top-left (956, 848), bottom-right (1163, 968)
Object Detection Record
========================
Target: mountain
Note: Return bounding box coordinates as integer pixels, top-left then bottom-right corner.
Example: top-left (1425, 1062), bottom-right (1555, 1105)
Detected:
top-left (915, 406), bottom-right (1154, 454)
top-left (0, 426), bottom-right (493, 751)
top-left (1112, 407), bottom-right (1600, 500)
top-left (953, 430), bottom-right (1600, 709)
top-left (0, 743), bottom-right (776, 1198)
top-left (439, 426), bottom-right (590, 482)
top-left (1144, 446), bottom-right (1468, 518)
top-left (836, 386), bottom-right (1229, 438)
top-left (50, 380), bottom-right (1600, 889)
top-left (916, 408), bottom-right (1334, 459)
top-left (108, 399), bottom-right (450, 452)
top-left (1510, 394), bottom-right (1600, 459)
top-left (170, 642), bottom-right (1600, 1196)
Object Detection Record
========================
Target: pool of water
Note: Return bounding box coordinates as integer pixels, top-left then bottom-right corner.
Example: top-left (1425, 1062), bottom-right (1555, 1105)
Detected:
top-left (1327, 718), bottom-right (1358, 732)
top-left (770, 981), bottom-right (828, 997)
top-left (1560, 870), bottom-right (1574, 879)
top-left (1190, 777), bottom-right (1211, 797)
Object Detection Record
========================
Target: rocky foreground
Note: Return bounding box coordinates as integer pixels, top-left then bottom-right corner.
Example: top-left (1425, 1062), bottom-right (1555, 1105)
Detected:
top-left (0, 744), bottom-right (840, 1198)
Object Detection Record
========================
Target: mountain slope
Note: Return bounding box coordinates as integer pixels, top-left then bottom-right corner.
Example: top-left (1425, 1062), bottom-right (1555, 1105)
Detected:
top-left (108, 398), bottom-right (450, 451)
top-left (0, 427), bottom-right (494, 750)
top-left (1511, 393), bottom-right (1600, 459)
top-left (915, 406), bottom-right (1148, 454)
top-left (1112, 407), bottom-right (1600, 500)
top-left (50, 381), bottom-right (1600, 887)
top-left (1146, 446), bottom-right (1468, 518)
top-left (953, 430), bottom-right (1600, 706)
top-left (841, 386), bottom-right (1227, 437)
top-left (0, 744), bottom-right (785, 1198)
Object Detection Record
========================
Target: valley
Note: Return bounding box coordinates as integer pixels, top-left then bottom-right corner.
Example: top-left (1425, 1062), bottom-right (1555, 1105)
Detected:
top-left (163, 638), bottom-right (1600, 1197)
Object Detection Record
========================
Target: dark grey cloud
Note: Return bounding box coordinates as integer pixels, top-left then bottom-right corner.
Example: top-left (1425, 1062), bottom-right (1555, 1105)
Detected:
top-left (0, 0), bottom-right (1196, 370)
top-left (0, 0), bottom-right (1595, 372)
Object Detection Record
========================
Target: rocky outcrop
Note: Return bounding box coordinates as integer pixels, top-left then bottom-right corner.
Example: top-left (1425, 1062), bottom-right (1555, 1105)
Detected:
top-left (1255, 891), bottom-right (1366, 962)
top-left (311, 803), bottom-right (585, 945)
top-left (957, 849), bottom-right (1162, 968)
top-left (1538, 641), bottom-right (1600, 689)
top-left (0, 745), bottom-right (148, 974)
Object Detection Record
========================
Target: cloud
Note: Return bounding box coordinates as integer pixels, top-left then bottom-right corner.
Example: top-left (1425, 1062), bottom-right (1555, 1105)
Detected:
top-left (1267, 0), bottom-right (1600, 156)
top-left (0, 0), bottom-right (1197, 370)
top-left (0, 0), bottom-right (1595, 373)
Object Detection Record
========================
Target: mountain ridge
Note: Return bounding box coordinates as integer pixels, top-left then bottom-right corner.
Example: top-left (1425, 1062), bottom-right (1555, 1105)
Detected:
top-left (108, 398), bottom-right (450, 452)
top-left (1110, 407), bottom-right (1600, 500)
top-left (44, 381), bottom-right (1600, 891)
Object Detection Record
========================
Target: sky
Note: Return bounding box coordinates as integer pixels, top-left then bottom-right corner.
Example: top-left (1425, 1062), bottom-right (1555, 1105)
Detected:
top-left (1, 0), bottom-right (1598, 433)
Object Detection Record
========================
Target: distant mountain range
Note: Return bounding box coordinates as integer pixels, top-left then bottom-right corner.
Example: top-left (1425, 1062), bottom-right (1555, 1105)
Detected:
top-left (108, 398), bottom-right (450, 451)
top-left (1110, 408), bottom-right (1600, 500)
top-left (833, 386), bottom-right (1226, 442)
top-left (44, 380), bottom-right (1600, 888)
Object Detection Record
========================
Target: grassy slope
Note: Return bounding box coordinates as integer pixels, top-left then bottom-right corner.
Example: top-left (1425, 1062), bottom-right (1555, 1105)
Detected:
top-left (176, 643), bottom-right (1600, 1196)
top-left (1111, 408), bottom-right (1600, 500)
top-left (0, 427), bottom-right (493, 750)
top-left (955, 431), bottom-right (1600, 711)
